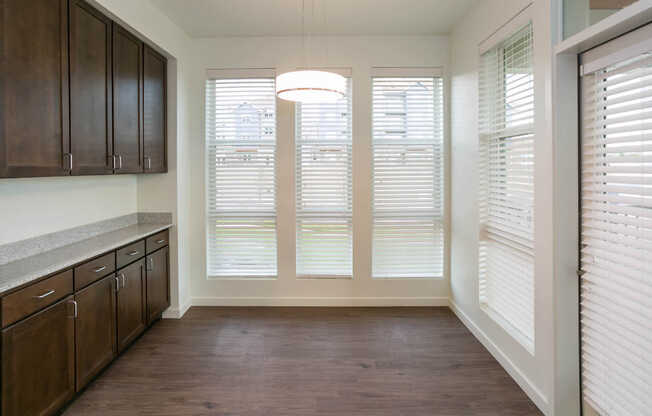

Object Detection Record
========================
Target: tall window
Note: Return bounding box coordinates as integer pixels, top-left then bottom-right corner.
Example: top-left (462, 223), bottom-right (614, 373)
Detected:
top-left (478, 23), bottom-right (534, 346)
top-left (371, 73), bottom-right (444, 278)
top-left (580, 24), bottom-right (652, 416)
top-left (205, 72), bottom-right (277, 277)
top-left (295, 77), bottom-right (352, 277)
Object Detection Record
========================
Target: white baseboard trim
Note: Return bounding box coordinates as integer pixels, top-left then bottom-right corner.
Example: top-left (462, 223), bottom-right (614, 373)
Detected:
top-left (162, 298), bottom-right (192, 319)
top-left (449, 300), bottom-right (549, 414)
top-left (192, 297), bottom-right (449, 307)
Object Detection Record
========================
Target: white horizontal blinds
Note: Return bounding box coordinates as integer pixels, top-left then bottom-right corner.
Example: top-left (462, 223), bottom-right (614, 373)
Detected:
top-left (372, 76), bottom-right (444, 278)
top-left (205, 76), bottom-right (277, 277)
top-left (295, 78), bottom-right (353, 277)
top-left (478, 23), bottom-right (535, 345)
top-left (580, 50), bottom-right (652, 416)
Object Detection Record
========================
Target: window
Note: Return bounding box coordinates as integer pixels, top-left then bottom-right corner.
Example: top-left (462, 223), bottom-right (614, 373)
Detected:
top-left (205, 72), bottom-right (277, 277)
top-left (371, 73), bottom-right (444, 278)
top-left (295, 76), bottom-right (352, 277)
top-left (579, 24), bottom-right (652, 415)
top-left (478, 23), bottom-right (535, 347)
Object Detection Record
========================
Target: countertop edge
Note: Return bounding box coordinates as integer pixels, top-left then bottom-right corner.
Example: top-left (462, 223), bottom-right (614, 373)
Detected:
top-left (0, 223), bottom-right (173, 295)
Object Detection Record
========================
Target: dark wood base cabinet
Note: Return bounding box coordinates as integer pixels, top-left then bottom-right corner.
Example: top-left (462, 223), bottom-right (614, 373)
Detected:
top-left (1, 297), bottom-right (76, 416)
top-left (75, 274), bottom-right (117, 391)
top-left (116, 259), bottom-right (146, 352)
top-left (146, 247), bottom-right (170, 324)
top-left (0, 231), bottom-right (170, 415)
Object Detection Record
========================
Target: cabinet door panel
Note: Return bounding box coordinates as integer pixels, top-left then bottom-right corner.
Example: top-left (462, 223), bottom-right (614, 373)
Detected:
top-left (116, 259), bottom-right (145, 352)
top-left (1, 296), bottom-right (75, 416)
top-left (146, 247), bottom-right (169, 324)
top-left (69, 0), bottom-right (113, 175)
top-left (0, 0), bottom-right (69, 178)
top-left (113, 23), bottom-right (143, 174)
top-left (143, 46), bottom-right (167, 173)
top-left (75, 274), bottom-right (117, 391)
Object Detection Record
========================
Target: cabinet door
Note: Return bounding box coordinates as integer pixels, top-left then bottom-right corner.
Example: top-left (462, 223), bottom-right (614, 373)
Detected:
top-left (143, 45), bottom-right (167, 173)
top-left (0, 0), bottom-right (70, 178)
top-left (1, 296), bottom-right (75, 416)
top-left (112, 23), bottom-right (143, 174)
top-left (116, 259), bottom-right (146, 352)
top-left (146, 247), bottom-right (170, 324)
top-left (75, 274), bottom-right (117, 391)
top-left (69, 0), bottom-right (113, 175)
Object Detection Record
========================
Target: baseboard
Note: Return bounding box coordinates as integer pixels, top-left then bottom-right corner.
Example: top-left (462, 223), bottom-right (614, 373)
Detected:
top-left (162, 298), bottom-right (192, 319)
top-left (191, 297), bottom-right (449, 307)
top-left (449, 300), bottom-right (549, 415)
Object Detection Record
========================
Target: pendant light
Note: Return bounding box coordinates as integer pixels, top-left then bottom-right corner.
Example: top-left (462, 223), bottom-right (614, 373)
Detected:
top-left (276, 0), bottom-right (345, 103)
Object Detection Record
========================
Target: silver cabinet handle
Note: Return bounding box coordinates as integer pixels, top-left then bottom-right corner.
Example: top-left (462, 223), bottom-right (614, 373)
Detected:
top-left (156, 239), bottom-right (166, 244)
top-left (63, 153), bottom-right (73, 171)
top-left (118, 155), bottom-right (123, 169)
top-left (33, 289), bottom-right (55, 299)
top-left (146, 257), bottom-right (154, 272)
top-left (127, 250), bottom-right (140, 256)
top-left (69, 300), bottom-right (78, 318)
top-left (120, 273), bottom-right (126, 288)
top-left (145, 156), bottom-right (151, 170)
top-left (93, 265), bottom-right (107, 273)
top-left (115, 276), bottom-right (120, 292)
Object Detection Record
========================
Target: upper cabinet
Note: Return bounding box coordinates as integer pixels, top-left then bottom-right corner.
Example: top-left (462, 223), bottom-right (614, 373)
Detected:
top-left (69, 0), bottom-right (113, 175)
top-left (113, 23), bottom-right (143, 174)
top-left (143, 46), bottom-right (167, 173)
top-left (0, 0), bottom-right (70, 178)
top-left (0, 0), bottom-right (167, 179)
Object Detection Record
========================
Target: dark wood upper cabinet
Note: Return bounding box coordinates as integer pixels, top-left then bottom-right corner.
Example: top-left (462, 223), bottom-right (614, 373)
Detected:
top-left (146, 247), bottom-right (170, 324)
top-left (74, 274), bottom-right (117, 391)
top-left (116, 259), bottom-right (146, 352)
top-left (69, 0), bottom-right (113, 175)
top-left (143, 45), bottom-right (167, 173)
top-left (113, 23), bottom-right (143, 174)
top-left (1, 296), bottom-right (75, 416)
top-left (0, 0), bottom-right (70, 178)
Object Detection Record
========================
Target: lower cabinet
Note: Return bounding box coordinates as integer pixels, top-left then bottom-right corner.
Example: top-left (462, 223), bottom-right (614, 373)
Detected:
top-left (0, 233), bottom-right (170, 415)
top-left (146, 247), bottom-right (170, 324)
top-left (75, 274), bottom-right (117, 391)
top-left (1, 296), bottom-right (76, 416)
top-left (116, 259), bottom-right (146, 352)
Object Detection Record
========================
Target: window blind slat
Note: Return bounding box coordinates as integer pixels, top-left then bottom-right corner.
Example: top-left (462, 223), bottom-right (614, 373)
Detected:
top-left (295, 79), bottom-right (352, 277)
top-left (205, 78), bottom-right (277, 277)
top-left (372, 77), bottom-right (444, 278)
top-left (478, 23), bottom-right (535, 347)
top-left (580, 43), bottom-right (652, 416)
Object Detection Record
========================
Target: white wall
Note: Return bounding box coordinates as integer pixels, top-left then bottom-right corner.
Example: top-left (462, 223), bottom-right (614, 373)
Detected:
top-left (91, 0), bottom-right (197, 318)
top-left (189, 35), bottom-right (451, 306)
top-left (0, 175), bottom-right (137, 246)
top-left (449, 0), bottom-right (564, 415)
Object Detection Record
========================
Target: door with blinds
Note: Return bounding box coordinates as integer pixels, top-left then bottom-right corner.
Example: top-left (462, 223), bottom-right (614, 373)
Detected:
top-left (579, 23), bottom-right (652, 416)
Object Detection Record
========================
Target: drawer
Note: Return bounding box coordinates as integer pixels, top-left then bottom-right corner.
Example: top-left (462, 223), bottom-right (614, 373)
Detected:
top-left (146, 229), bottom-right (169, 254)
top-left (74, 252), bottom-right (116, 290)
top-left (116, 240), bottom-right (145, 269)
top-left (2, 269), bottom-right (73, 327)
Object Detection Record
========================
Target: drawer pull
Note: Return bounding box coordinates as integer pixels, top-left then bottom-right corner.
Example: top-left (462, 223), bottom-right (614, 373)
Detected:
top-left (120, 273), bottom-right (126, 288)
top-left (93, 265), bottom-right (107, 273)
top-left (127, 250), bottom-right (140, 257)
top-left (33, 289), bottom-right (55, 299)
top-left (156, 239), bottom-right (166, 244)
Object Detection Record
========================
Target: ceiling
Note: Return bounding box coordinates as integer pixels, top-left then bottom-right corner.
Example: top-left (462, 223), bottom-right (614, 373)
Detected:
top-left (150, 0), bottom-right (478, 37)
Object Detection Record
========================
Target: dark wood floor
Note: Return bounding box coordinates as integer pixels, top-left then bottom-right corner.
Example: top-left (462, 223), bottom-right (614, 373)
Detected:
top-left (63, 307), bottom-right (541, 416)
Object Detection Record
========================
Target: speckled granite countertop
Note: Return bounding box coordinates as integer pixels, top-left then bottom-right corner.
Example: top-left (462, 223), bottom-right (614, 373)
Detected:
top-left (0, 222), bottom-right (172, 295)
